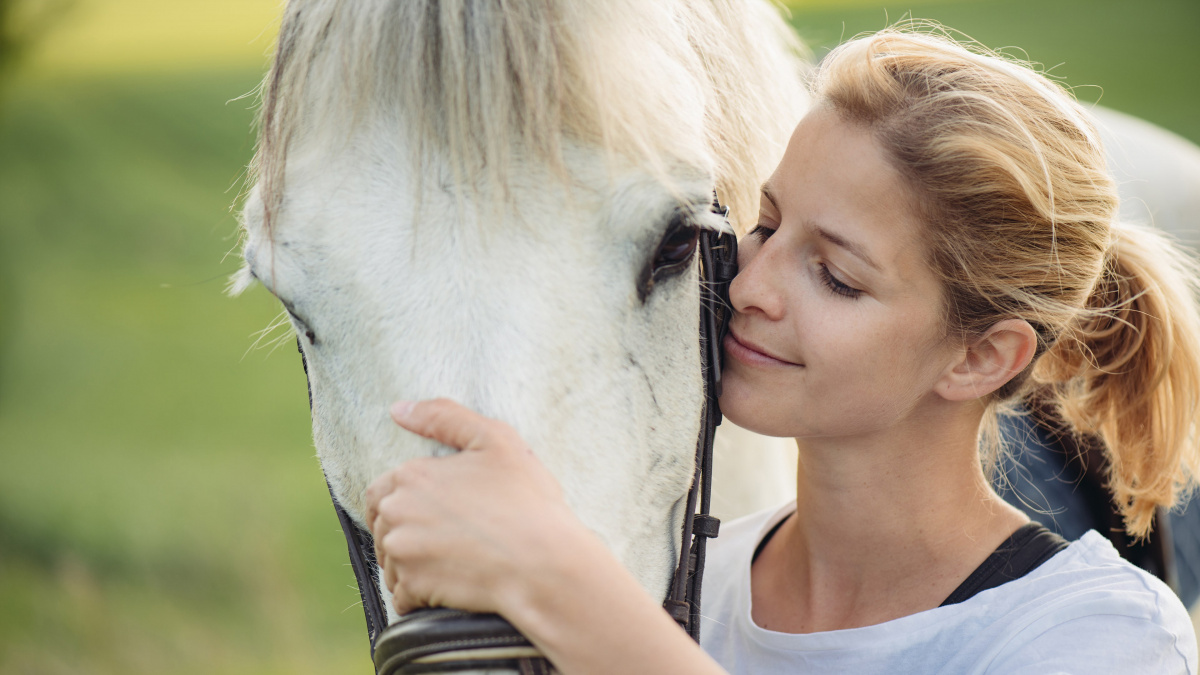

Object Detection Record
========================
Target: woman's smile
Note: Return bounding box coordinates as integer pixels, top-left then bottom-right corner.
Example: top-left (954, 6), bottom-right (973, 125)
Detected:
top-left (724, 329), bottom-right (802, 368)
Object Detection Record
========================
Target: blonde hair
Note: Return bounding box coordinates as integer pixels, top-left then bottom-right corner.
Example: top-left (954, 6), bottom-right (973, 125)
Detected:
top-left (251, 0), bottom-right (808, 233)
top-left (814, 27), bottom-right (1200, 538)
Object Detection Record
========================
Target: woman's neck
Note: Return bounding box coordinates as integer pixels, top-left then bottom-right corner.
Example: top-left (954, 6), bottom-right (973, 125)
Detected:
top-left (750, 403), bottom-right (1028, 633)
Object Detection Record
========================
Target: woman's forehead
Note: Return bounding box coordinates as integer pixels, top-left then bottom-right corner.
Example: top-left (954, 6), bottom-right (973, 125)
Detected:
top-left (767, 109), bottom-right (928, 275)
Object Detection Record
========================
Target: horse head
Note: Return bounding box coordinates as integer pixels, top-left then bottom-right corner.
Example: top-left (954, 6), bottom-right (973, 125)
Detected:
top-left (233, 0), bottom-right (808, 625)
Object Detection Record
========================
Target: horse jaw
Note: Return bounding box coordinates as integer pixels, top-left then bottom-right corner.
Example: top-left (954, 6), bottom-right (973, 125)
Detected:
top-left (240, 131), bottom-right (715, 615)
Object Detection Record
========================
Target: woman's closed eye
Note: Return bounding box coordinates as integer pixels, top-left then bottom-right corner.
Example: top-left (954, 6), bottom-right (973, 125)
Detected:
top-left (818, 263), bottom-right (863, 299)
top-left (749, 223), bottom-right (776, 240)
top-left (749, 223), bottom-right (862, 299)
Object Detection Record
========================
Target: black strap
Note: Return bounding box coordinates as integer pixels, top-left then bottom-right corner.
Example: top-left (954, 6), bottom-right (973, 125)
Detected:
top-left (940, 522), bottom-right (1069, 606)
top-left (749, 517), bottom-right (1067, 608)
top-left (302, 338), bottom-right (390, 659)
top-left (751, 514), bottom-right (790, 565)
top-left (664, 199), bottom-right (734, 641)
top-left (330, 490), bottom-right (389, 657)
top-left (373, 609), bottom-right (550, 674)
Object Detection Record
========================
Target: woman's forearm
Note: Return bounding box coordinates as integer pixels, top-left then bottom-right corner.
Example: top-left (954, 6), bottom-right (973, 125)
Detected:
top-left (504, 523), bottom-right (727, 675)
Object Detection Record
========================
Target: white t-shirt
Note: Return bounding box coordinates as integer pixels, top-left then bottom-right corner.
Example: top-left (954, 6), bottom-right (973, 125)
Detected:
top-left (700, 502), bottom-right (1198, 674)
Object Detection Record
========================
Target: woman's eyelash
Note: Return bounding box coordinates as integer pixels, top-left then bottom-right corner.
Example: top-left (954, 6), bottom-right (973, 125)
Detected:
top-left (750, 224), bottom-right (775, 240)
top-left (818, 263), bottom-right (863, 299)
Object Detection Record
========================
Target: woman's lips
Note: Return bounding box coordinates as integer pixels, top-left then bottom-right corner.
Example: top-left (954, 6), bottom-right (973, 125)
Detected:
top-left (724, 330), bottom-right (802, 367)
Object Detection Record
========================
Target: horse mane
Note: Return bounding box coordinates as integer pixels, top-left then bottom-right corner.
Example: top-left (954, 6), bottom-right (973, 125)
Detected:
top-left (252, 0), bottom-right (810, 232)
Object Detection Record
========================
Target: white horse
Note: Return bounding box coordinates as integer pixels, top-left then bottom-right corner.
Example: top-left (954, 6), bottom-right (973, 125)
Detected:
top-left (232, 0), bottom-right (809, 627)
top-left (231, 0), bottom-right (1200, 645)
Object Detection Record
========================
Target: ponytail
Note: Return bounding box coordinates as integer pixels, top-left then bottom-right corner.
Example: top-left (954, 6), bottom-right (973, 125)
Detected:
top-left (1033, 221), bottom-right (1200, 537)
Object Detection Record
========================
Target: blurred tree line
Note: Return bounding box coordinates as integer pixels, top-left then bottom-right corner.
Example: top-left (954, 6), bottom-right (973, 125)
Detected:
top-left (0, 0), bottom-right (73, 88)
top-left (0, 0), bottom-right (14, 74)
top-left (0, 0), bottom-right (73, 398)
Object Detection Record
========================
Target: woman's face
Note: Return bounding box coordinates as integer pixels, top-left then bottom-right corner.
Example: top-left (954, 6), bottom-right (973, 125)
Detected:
top-left (719, 106), bottom-right (960, 440)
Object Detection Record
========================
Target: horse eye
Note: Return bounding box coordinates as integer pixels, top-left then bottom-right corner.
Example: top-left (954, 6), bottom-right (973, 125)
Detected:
top-left (651, 220), bottom-right (700, 279)
top-left (637, 211), bottom-right (703, 302)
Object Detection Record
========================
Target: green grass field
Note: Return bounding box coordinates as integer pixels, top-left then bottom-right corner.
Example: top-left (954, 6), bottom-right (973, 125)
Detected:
top-left (0, 1), bottom-right (1196, 672)
top-left (0, 71), bottom-right (370, 673)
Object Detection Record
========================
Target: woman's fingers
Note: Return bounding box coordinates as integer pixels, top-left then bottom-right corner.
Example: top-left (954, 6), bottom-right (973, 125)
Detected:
top-left (364, 469), bottom-right (399, 533)
top-left (366, 398), bottom-right (570, 615)
top-left (391, 398), bottom-right (522, 453)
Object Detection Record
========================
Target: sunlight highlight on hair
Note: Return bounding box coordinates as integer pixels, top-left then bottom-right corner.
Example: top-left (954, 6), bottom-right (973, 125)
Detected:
top-left (250, 0), bottom-right (810, 236)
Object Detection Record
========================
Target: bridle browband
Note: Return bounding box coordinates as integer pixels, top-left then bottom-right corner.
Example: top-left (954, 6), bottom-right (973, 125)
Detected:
top-left (305, 197), bottom-right (737, 673)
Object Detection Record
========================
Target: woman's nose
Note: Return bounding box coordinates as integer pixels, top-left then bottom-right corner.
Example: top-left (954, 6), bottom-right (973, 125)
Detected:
top-left (730, 236), bottom-right (787, 321)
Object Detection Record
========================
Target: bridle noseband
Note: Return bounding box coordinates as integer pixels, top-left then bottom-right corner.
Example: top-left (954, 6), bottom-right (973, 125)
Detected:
top-left (309, 198), bottom-right (737, 673)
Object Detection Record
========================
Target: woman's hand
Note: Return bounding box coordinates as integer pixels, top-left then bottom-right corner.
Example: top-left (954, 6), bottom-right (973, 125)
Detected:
top-left (364, 398), bottom-right (585, 617)
top-left (366, 399), bottom-right (727, 675)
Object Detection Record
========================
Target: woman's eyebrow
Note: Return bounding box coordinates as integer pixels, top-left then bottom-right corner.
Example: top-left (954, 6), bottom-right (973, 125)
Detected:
top-left (760, 184), bottom-right (780, 212)
top-left (814, 225), bottom-right (881, 271)
top-left (762, 183), bottom-right (881, 272)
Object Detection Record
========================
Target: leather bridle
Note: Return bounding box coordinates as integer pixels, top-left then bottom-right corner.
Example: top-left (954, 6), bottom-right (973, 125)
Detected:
top-left (305, 198), bottom-right (737, 674)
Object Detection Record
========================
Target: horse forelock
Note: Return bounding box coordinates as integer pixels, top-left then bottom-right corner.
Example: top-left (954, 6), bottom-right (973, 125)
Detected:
top-left (250, 0), bottom-right (810, 235)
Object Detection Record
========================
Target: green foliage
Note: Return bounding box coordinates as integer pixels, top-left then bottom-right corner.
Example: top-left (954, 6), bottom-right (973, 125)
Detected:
top-left (0, 0), bottom-right (13, 74)
top-left (788, 0), bottom-right (1200, 145)
top-left (0, 0), bottom-right (70, 81)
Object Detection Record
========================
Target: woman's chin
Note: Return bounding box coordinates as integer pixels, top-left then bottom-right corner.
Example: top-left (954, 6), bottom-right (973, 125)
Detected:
top-left (718, 375), bottom-right (797, 438)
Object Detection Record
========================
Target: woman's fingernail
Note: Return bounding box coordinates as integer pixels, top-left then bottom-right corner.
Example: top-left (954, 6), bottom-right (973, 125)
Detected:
top-left (391, 401), bottom-right (415, 421)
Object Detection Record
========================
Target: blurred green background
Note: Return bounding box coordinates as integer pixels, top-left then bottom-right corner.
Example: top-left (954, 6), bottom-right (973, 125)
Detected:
top-left (0, 0), bottom-right (1196, 672)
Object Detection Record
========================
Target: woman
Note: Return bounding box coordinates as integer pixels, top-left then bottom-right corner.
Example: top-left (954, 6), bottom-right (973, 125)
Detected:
top-left (365, 29), bottom-right (1200, 673)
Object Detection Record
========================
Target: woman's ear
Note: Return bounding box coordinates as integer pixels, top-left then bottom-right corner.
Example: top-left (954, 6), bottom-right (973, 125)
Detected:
top-left (936, 319), bottom-right (1038, 402)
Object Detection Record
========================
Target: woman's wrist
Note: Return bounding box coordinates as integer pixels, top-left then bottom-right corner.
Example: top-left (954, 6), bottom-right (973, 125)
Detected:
top-left (505, 523), bottom-right (643, 670)
top-left (496, 506), bottom-right (603, 630)
top-left (500, 518), bottom-right (725, 675)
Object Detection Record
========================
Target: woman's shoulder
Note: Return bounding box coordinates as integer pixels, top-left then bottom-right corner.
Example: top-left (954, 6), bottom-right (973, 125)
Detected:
top-left (954, 530), bottom-right (1197, 672)
top-left (1017, 530), bottom-right (1186, 611)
